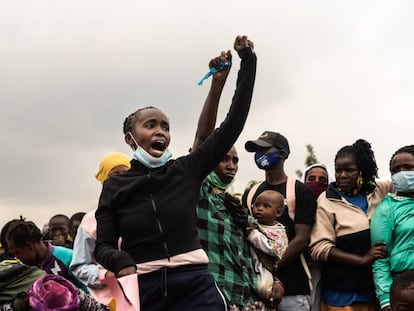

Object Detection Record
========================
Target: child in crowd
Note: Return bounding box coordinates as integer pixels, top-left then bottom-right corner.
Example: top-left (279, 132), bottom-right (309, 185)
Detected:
top-left (390, 270), bottom-right (414, 311)
top-left (48, 214), bottom-right (72, 248)
top-left (69, 212), bottom-right (86, 247)
top-left (247, 190), bottom-right (288, 307)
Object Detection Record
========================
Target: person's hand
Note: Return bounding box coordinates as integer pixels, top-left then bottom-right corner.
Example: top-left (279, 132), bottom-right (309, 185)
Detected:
top-left (268, 280), bottom-right (284, 307)
top-left (360, 241), bottom-right (387, 266)
top-left (234, 35), bottom-right (254, 53)
top-left (116, 266), bottom-right (136, 278)
top-left (248, 221), bottom-right (258, 232)
top-left (381, 306), bottom-right (391, 311)
top-left (210, 50), bottom-right (232, 83)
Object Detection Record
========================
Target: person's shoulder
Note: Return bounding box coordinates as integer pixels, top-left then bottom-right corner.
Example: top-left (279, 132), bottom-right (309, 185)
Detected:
top-left (375, 180), bottom-right (393, 195)
top-left (53, 244), bottom-right (72, 252)
top-left (199, 178), bottom-right (212, 196)
top-left (373, 194), bottom-right (394, 219)
top-left (79, 210), bottom-right (97, 236)
top-left (293, 178), bottom-right (313, 195)
top-left (376, 194), bottom-right (392, 208)
top-left (293, 178), bottom-right (307, 189)
top-left (381, 192), bottom-right (410, 204)
top-left (52, 245), bottom-right (73, 260)
top-left (80, 210), bottom-right (96, 226)
top-left (51, 246), bottom-right (74, 268)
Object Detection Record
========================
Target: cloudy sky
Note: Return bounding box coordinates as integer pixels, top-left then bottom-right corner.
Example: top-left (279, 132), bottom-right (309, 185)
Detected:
top-left (1, 1), bottom-right (413, 229)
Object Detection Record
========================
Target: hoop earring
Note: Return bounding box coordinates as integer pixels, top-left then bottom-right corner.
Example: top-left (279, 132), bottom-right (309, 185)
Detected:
top-left (357, 175), bottom-right (363, 188)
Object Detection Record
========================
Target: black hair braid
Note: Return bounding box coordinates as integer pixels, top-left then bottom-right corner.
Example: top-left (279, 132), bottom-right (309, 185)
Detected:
top-left (6, 220), bottom-right (42, 248)
top-left (389, 145), bottom-right (414, 170)
top-left (353, 139), bottom-right (378, 194)
top-left (122, 106), bottom-right (157, 135)
top-left (123, 111), bottom-right (136, 135)
top-left (0, 218), bottom-right (21, 250)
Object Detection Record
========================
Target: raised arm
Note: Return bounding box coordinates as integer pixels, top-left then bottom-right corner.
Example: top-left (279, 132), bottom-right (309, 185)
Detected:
top-left (191, 51), bottom-right (232, 151)
top-left (189, 35), bottom-right (256, 178)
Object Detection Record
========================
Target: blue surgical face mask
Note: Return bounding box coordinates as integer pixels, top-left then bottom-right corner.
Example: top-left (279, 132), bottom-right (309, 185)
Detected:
top-left (128, 132), bottom-right (172, 168)
top-left (254, 151), bottom-right (281, 170)
top-left (391, 171), bottom-right (414, 193)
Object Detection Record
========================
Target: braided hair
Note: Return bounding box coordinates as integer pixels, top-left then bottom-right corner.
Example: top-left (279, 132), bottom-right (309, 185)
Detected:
top-left (0, 218), bottom-right (22, 251)
top-left (122, 106), bottom-right (157, 135)
top-left (335, 139), bottom-right (378, 194)
top-left (389, 145), bottom-right (414, 171)
top-left (6, 220), bottom-right (42, 248)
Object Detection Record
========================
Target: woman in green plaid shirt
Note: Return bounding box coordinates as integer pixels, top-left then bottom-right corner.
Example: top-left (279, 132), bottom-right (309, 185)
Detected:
top-left (193, 49), bottom-right (280, 311)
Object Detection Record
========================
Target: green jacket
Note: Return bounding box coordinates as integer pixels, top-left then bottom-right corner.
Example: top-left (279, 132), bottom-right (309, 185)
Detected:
top-left (370, 193), bottom-right (414, 309)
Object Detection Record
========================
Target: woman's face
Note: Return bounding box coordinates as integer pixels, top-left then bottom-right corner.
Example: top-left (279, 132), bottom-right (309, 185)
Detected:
top-left (390, 152), bottom-right (414, 175)
top-left (305, 167), bottom-right (328, 185)
top-left (214, 146), bottom-right (238, 184)
top-left (130, 108), bottom-right (170, 158)
top-left (335, 155), bottom-right (360, 193)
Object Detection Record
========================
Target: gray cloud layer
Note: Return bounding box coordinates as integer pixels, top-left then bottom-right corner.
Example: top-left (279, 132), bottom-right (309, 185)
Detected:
top-left (1, 1), bottom-right (414, 228)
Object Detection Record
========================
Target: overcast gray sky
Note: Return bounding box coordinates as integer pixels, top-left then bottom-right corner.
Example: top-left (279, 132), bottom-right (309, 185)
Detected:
top-left (1, 1), bottom-right (414, 229)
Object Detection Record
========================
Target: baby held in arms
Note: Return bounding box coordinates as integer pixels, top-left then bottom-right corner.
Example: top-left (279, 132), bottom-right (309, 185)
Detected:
top-left (247, 190), bottom-right (288, 307)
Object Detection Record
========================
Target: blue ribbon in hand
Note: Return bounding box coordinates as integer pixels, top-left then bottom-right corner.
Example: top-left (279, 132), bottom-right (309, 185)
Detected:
top-left (197, 61), bottom-right (232, 86)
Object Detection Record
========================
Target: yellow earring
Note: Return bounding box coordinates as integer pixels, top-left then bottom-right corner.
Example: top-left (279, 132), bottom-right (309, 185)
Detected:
top-left (357, 175), bottom-right (363, 188)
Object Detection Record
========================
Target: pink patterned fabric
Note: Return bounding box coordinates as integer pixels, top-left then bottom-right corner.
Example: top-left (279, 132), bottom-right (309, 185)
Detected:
top-left (28, 274), bottom-right (80, 311)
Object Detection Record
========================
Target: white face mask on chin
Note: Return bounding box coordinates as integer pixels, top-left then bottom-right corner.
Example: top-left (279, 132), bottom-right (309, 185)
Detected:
top-left (128, 132), bottom-right (172, 168)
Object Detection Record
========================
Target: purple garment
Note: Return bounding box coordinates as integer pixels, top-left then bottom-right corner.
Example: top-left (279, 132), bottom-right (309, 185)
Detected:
top-left (42, 241), bottom-right (70, 278)
top-left (28, 274), bottom-right (80, 311)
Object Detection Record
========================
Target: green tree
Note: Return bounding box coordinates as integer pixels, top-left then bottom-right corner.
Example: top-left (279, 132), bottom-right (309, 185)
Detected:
top-left (296, 144), bottom-right (318, 178)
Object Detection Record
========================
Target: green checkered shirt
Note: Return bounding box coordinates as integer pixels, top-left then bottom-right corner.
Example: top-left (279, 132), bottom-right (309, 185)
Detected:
top-left (197, 179), bottom-right (258, 307)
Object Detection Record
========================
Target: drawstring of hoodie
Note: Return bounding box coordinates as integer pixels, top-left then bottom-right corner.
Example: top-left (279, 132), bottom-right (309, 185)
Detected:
top-left (161, 267), bottom-right (168, 298)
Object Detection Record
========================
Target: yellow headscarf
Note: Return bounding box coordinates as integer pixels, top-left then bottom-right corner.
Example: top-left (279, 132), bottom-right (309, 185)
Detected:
top-left (95, 152), bottom-right (131, 183)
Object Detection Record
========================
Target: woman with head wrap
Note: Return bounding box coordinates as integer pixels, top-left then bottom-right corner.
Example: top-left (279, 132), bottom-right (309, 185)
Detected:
top-left (94, 152), bottom-right (131, 184)
top-left (70, 152), bottom-right (131, 305)
top-left (301, 163), bottom-right (332, 200)
top-left (301, 163), bottom-right (332, 311)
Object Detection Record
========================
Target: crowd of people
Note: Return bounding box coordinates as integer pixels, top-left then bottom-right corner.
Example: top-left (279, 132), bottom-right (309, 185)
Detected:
top-left (1, 35), bottom-right (414, 311)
